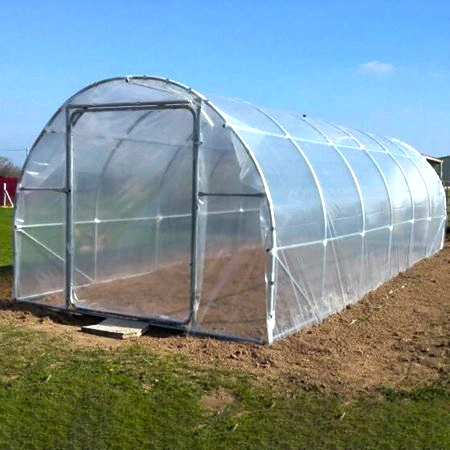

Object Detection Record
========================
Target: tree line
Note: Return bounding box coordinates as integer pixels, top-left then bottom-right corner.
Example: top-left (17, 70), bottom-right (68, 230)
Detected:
top-left (0, 156), bottom-right (21, 178)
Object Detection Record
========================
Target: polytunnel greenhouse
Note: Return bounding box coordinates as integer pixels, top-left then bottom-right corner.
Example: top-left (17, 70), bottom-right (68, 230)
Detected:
top-left (14, 76), bottom-right (447, 343)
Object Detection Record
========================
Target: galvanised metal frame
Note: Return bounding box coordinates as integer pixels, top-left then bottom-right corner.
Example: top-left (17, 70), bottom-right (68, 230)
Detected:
top-left (13, 77), bottom-right (276, 344)
top-left (333, 125), bottom-right (395, 272)
top-left (64, 100), bottom-right (200, 326)
top-left (365, 133), bottom-right (416, 269)
top-left (389, 138), bottom-right (434, 258)
top-left (188, 100), bottom-right (202, 328)
top-left (16, 76), bottom-right (446, 344)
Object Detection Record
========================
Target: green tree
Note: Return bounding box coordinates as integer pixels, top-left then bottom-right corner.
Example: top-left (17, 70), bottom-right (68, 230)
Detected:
top-left (0, 156), bottom-right (20, 177)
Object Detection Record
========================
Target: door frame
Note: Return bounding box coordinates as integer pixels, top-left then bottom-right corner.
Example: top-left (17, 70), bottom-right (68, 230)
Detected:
top-left (65, 100), bottom-right (202, 327)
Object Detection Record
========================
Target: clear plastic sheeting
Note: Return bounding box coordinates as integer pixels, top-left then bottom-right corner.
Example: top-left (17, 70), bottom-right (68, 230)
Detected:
top-left (14, 76), bottom-right (447, 344)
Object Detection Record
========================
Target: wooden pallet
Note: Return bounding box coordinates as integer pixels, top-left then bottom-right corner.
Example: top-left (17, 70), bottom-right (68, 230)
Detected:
top-left (81, 318), bottom-right (151, 339)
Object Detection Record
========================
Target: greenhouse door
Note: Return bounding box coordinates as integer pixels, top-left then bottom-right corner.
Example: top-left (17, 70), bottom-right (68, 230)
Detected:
top-left (65, 101), bottom-right (200, 326)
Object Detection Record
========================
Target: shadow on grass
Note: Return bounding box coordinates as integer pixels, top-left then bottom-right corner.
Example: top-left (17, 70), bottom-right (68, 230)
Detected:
top-left (0, 265), bottom-right (13, 275)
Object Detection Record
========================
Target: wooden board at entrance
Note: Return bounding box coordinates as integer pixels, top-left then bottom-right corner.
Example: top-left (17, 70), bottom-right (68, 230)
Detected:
top-left (81, 318), bottom-right (151, 339)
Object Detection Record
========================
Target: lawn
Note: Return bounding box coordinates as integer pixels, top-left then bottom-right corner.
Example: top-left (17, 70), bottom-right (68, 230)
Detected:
top-left (0, 326), bottom-right (448, 450)
top-left (0, 208), bottom-right (13, 266)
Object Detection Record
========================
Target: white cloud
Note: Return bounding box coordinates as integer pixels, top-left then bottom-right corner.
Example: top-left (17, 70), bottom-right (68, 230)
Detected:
top-left (357, 60), bottom-right (394, 75)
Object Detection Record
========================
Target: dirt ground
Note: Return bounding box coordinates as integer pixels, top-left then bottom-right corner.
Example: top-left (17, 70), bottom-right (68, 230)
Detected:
top-left (75, 246), bottom-right (267, 340)
top-left (0, 241), bottom-right (449, 395)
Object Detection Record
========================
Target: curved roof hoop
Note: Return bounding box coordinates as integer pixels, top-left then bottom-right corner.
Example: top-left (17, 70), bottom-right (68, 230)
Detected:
top-left (364, 131), bottom-right (416, 266)
top-left (302, 118), bottom-right (367, 235)
top-left (389, 138), bottom-right (433, 220)
top-left (333, 123), bottom-right (396, 271)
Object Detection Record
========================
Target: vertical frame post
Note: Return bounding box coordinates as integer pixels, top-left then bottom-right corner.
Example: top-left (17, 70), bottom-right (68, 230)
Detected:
top-left (189, 100), bottom-right (202, 329)
top-left (65, 107), bottom-right (75, 308)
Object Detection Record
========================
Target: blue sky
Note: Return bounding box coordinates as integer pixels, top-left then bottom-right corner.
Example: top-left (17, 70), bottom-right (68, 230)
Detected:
top-left (1, 0), bottom-right (449, 164)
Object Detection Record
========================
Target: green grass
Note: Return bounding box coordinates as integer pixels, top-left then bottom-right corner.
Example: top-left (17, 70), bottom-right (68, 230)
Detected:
top-left (0, 326), bottom-right (448, 450)
top-left (0, 208), bottom-right (13, 267)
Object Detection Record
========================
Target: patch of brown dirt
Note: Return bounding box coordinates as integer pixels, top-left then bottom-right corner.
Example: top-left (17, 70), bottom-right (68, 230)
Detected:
top-left (0, 241), bottom-right (449, 395)
top-left (199, 388), bottom-right (236, 413)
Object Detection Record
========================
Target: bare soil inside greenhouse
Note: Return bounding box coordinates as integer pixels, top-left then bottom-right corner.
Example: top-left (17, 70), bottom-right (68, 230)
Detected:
top-left (0, 240), bottom-right (449, 395)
